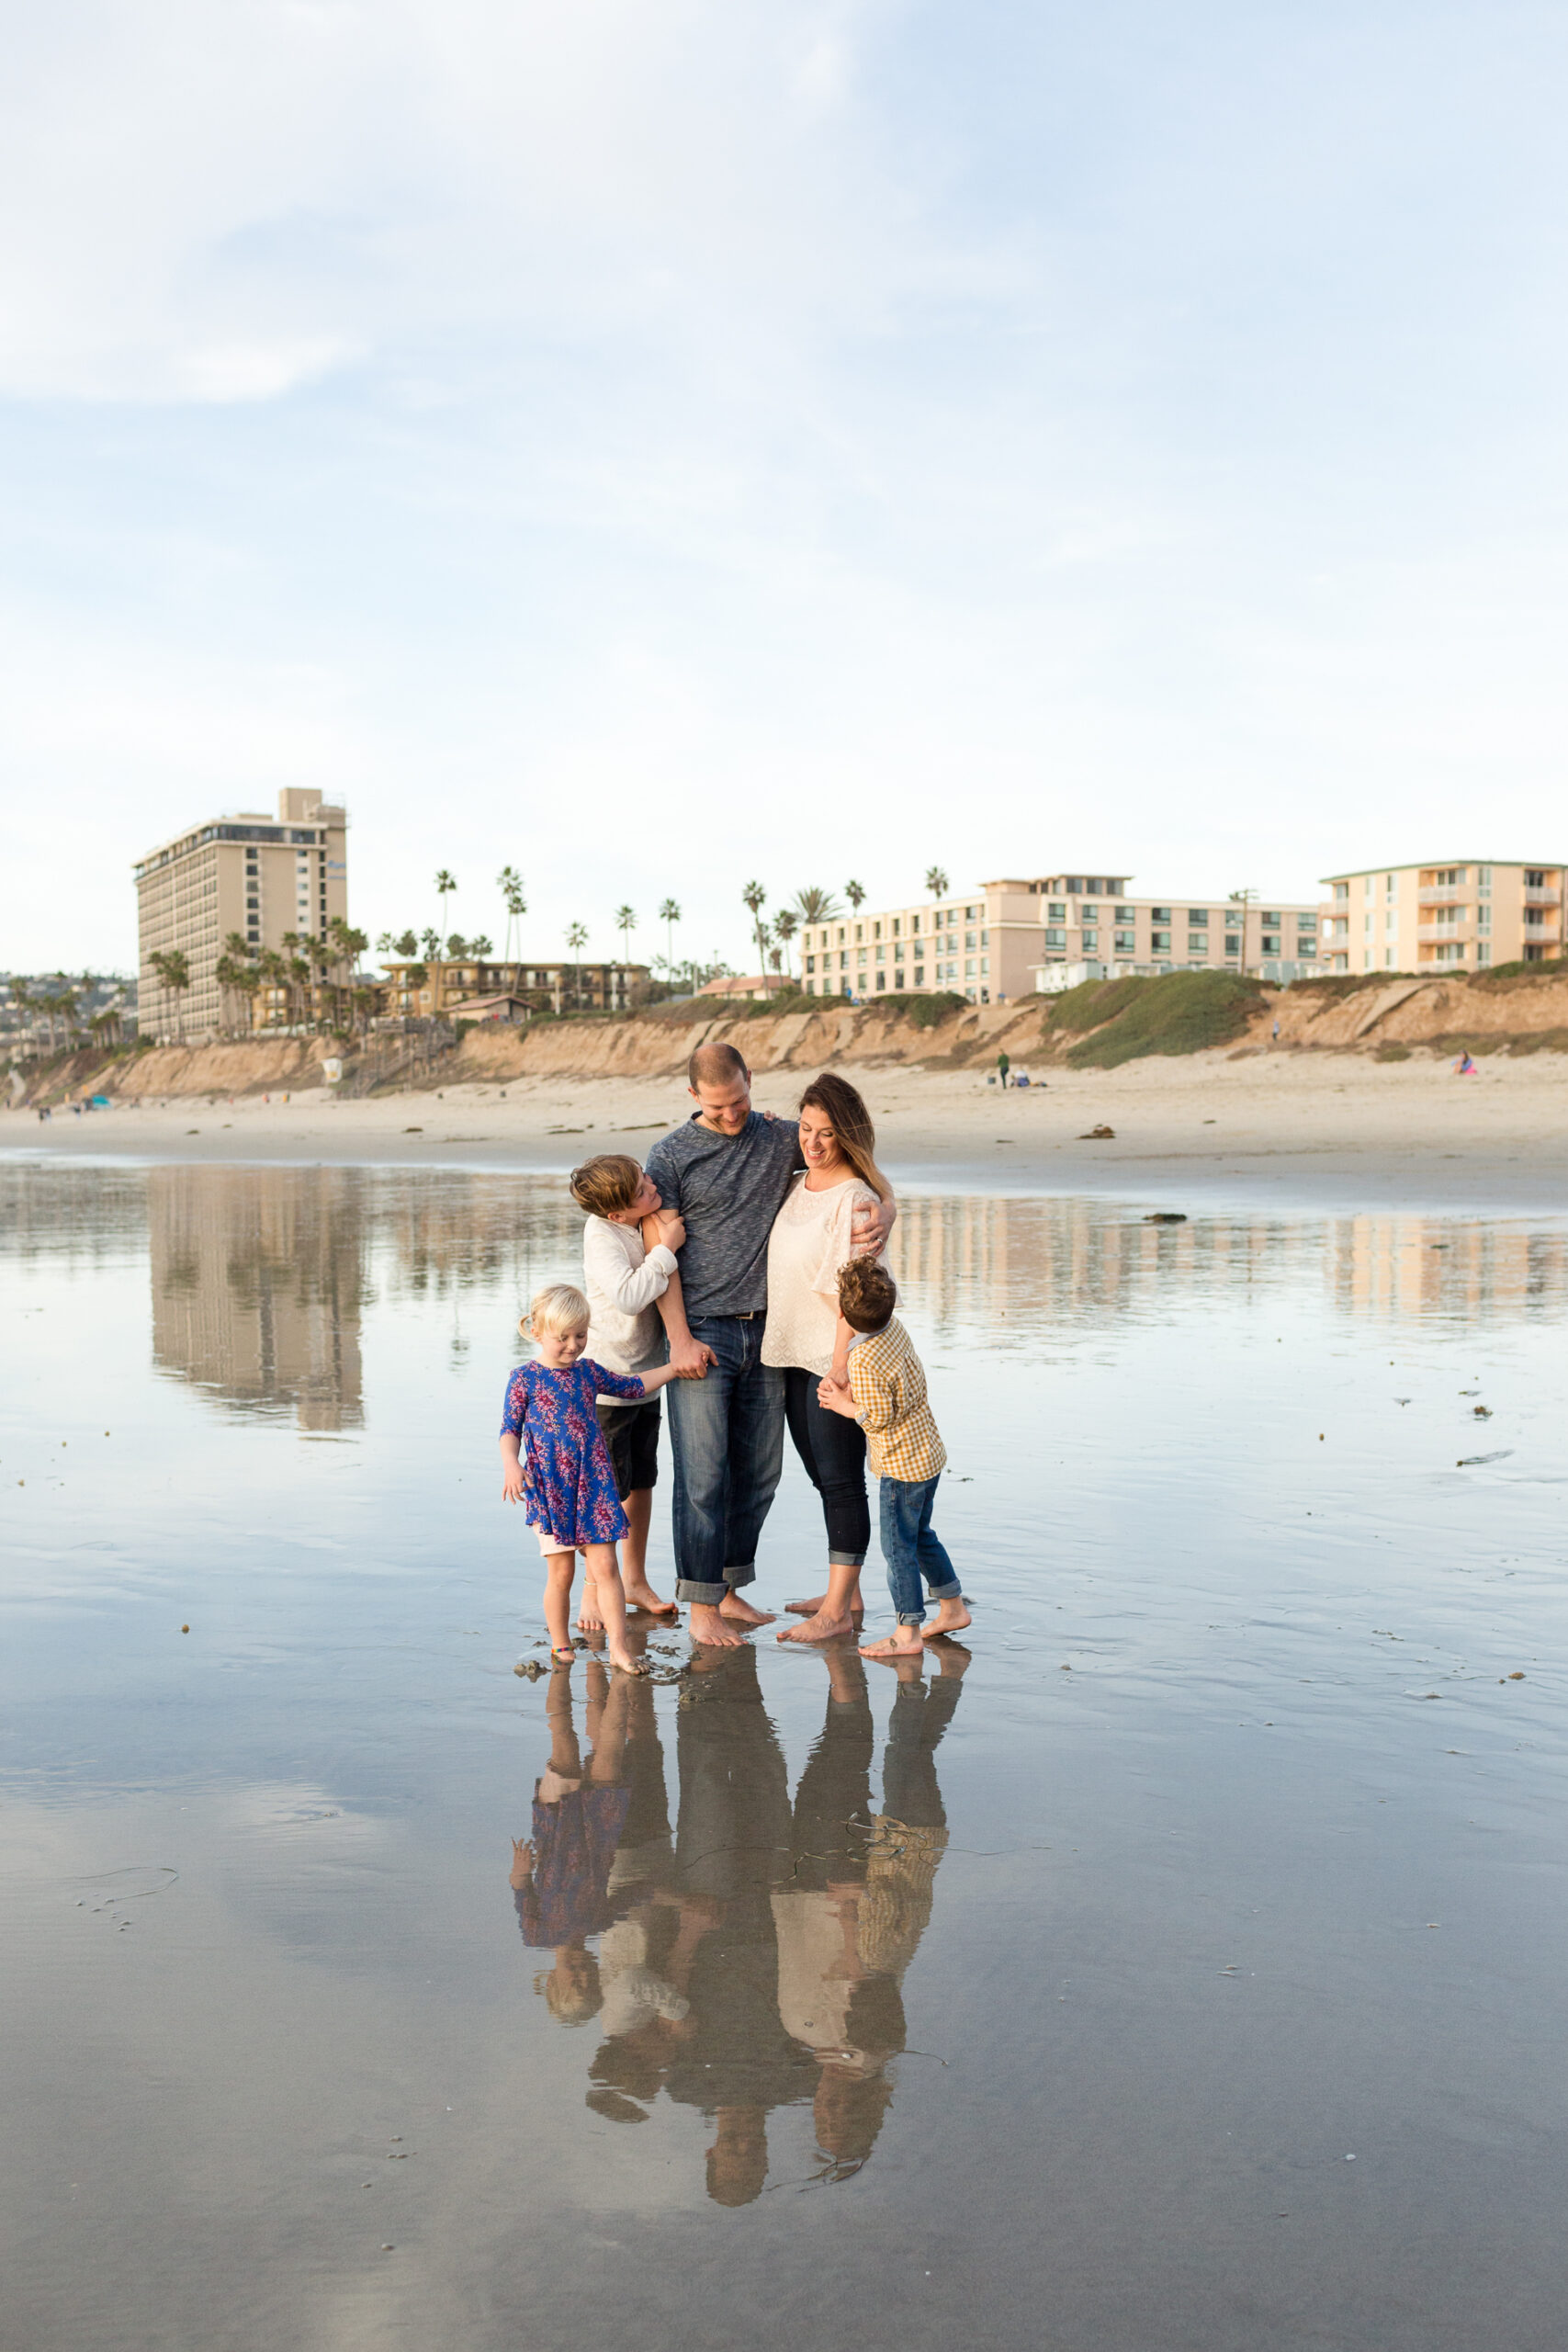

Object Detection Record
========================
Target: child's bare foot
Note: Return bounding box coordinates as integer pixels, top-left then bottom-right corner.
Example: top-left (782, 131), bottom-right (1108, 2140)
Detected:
top-left (623, 1582), bottom-right (678, 1616)
top-left (860, 1626), bottom-right (926, 1661)
top-left (608, 1645), bottom-right (650, 1676)
top-left (577, 1588), bottom-right (605, 1632)
top-left (776, 1610), bottom-right (856, 1644)
top-left (688, 1603), bottom-right (747, 1648)
top-left (720, 1593), bottom-right (776, 1628)
top-left (920, 1598), bottom-right (972, 1641)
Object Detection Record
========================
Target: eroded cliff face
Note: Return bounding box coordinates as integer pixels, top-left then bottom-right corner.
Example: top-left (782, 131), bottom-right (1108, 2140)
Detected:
top-left (15, 970), bottom-right (1568, 1107)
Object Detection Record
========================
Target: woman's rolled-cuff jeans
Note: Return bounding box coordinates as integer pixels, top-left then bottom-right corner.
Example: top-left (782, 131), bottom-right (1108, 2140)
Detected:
top-left (879, 1473), bottom-right (962, 1623)
top-left (784, 1366), bottom-right (870, 1566)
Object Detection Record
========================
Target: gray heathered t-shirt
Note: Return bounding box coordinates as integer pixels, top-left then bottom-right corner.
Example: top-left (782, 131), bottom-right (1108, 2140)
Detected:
top-left (643, 1113), bottom-right (804, 1318)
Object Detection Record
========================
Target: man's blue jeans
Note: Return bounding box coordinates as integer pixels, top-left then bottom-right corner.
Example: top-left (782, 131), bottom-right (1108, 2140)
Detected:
top-left (665, 1314), bottom-right (786, 1605)
top-left (879, 1475), bottom-right (962, 1625)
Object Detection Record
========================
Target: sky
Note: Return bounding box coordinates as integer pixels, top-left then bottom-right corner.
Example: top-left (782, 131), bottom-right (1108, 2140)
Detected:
top-left (4, 0), bottom-right (1567, 977)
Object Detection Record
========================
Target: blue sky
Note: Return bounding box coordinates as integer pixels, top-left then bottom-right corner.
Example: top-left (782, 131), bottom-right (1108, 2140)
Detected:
top-left (5, 0), bottom-right (1566, 975)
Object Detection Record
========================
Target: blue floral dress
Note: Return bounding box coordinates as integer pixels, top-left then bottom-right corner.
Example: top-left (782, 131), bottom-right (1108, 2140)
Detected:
top-left (501, 1359), bottom-right (645, 1547)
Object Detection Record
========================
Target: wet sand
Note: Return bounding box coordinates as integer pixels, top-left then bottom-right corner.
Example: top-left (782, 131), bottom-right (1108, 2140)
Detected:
top-left (7, 1048), bottom-right (1567, 1211)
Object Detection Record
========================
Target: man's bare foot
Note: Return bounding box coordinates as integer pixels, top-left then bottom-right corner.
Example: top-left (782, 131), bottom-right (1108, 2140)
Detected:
top-left (687, 1603), bottom-right (746, 1648)
top-left (624, 1584), bottom-right (678, 1616)
top-left (860, 1628), bottom-right (926, 1662)
top-left (775, 1611), bottom-right (856, 1644)
top-left (719, 1593), bottom-right (776, 1628)
top-left (920, 1599), bottom-right (972, 1641)
top-left (785, 1593), bottom-right (863, 1622)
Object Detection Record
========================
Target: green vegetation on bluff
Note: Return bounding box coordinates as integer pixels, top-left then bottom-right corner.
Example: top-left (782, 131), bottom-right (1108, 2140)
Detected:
top-left (1044, 971), bottom-right (1268, 1069)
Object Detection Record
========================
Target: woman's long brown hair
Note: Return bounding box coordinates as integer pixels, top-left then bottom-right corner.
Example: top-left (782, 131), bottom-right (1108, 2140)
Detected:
top-left (797, 1072), bottom-right (891, 1202)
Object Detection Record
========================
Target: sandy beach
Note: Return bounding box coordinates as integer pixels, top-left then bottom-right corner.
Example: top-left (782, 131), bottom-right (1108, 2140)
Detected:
top-left (7, 1049), bottom-right (1565, 1212)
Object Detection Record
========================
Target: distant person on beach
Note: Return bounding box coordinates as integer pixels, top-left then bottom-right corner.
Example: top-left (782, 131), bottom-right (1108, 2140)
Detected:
top-left (762, 1074), bottom-right (891, 1645)
top-left (644, 1045), bottom-right (895, 1647)
top-left (815, 1258), bottom-right (971, 1657)
top-left (997, 1049), bottom-right (1010, 1086)
top-left (570, 1151), bottom-right (694, 1623)
top-left (500, 1283), bottom-right (685, 1674)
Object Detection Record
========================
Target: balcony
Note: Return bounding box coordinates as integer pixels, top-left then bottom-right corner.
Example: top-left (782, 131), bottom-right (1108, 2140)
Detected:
top-left (1417, 887), bottom-right (1466, 907)
top-left (1524, 887), bottom-right (1562, 907)
top-left (1416, 921), bottom-right (1471, 944)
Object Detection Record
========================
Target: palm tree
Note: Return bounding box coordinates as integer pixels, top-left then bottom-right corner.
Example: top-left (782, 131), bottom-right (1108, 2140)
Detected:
top-left (421, 926), bottom-right (441, 961)
top-left (434, 868), bottom-right (457, 946)
top-left (924, 865), bottom-right (949, 900)
top-left (741, 879), bottom-right (771, 983)
top-left (793, 886), bottom-right (840, 927)
top-left (615, 905), bottom-right (637, 977)
top-left (497, 865), bottom-right (526, 961)
top-left (658, 898), bottom-right (682, 976)
top-left (469, 933), bottom-right (492, 957)
top-left (565, 921), bottom-right (589, 1011)
top-left (773, 909), bottom-right (798, 977)
top-left (845, 880), bottom-right (866, 913)
top-left (148, 948), bottom-right (191, 1043)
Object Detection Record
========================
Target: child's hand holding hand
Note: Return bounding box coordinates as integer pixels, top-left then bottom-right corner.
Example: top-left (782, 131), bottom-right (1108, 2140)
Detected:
top-left (643, 1209), bottom-right (686, 1253)
top-left (502, 1460), bottom-right (526, 1503)
top-left (817, 1377), bottom-right (860, 1419)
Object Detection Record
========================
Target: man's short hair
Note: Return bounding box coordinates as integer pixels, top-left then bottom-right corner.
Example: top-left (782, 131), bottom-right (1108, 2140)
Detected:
top-left (688, 1040), bottom-right (749, 1091)
top-left (569, 1153), bottom-right (642, 1217)
top-left (838, 1257), bottom-right (897, 1332)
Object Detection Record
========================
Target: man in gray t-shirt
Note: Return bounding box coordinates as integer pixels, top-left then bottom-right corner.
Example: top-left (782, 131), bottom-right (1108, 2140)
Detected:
top-left (644, 1041), bottom-right (891, 1645)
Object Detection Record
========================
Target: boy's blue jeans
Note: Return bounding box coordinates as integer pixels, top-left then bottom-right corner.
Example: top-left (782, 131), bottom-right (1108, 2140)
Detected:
top-left (664, 1313), bottom-right (786, 1605)
top-left (879, 1474), bottom-right (962, 1625)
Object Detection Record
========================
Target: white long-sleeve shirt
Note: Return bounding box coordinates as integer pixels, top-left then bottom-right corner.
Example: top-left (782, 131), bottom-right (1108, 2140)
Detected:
top-left (581, 1216), bottom-right (678, 1398)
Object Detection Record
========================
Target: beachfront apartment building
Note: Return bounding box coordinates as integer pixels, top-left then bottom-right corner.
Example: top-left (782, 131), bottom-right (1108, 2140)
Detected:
top-left (1318, 861), bottom-right (1566, 974)
top-left (796, 874), bottom-right (1322, 1002)
top-left (135, 789), bottom-right (349, 1041)
top-left (377, 956), bottom-right (651, 1020)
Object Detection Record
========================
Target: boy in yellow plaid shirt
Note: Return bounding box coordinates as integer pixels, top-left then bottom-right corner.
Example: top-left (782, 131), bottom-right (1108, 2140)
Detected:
top-left (816, 1258), bottom-right (971, 1657)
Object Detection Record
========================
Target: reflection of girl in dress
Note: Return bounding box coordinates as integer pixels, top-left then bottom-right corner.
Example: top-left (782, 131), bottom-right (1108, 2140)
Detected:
top-left (500, 1283), bottom-right (682, 1673)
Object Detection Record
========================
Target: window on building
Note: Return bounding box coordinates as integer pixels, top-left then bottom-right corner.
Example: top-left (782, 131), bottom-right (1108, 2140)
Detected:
top-left (1364, 876), bottom-right (1374, 899)
top-left (805, 956), bottom-right (816, 973)
top-left (1114, 930), bottom-right (1136, 952)
top-left (875, 969), bottom-right (887, 989)
top-left (856, 948), bottom-right (867, 967)
top-left (1151, 906), bottom-right (1171, 923)
top-left (892, 918), bottom-right (901, 936)
top-left (964, 959), bottom-right (976, 977)
top-left (874, 921), bottom-right (881, 939)
top-left (1262, 935), bottom-right (1280, 954)
top-left (913, 964), bottom-right (924, 985)
top-left (1043, 927), bottom-right (1066, 947)
top-left (1187, 933), bottom-right (1207, 955)
top-left (1224, 910), bottom-right (1244, 930)
top-left (1047, 901), bottom-right (1066, 922)
top-left (964, 905), bottom-right (976, 920)
top-left (1526, 868), bottom-right (1547, 888)
top-left (839, 951), bottom-right (848, 968)
top-left (1078, 902), bottom-right (1098, 922)
top-left (1477, 907), bottom-right (1491, 933)
top-left (1150, 930), bottom-right (1170, 952)
top-left (1224, 936), bottom-right (1241, 956)
top-left (874, 944), bottom-right (885, 963)
top-left (1261, 911), bottom-right (1280, 927)
top-left (1385, 875), bottom-right (1397, 898)
top-left (1188, 910), bottom-right (1208, 927)
top-left (1082, 929), bottom-right (1099, 952)
top-left (854, 923), bottom-right (863, 943)
top-left (1333, 882), bottom-right (1349, 901)
top-left (911, 913), bottom-right (922, 933)
top-left (964, 931), bottom-right (976, 950)
top-left (1477, 941), bottom-right (1493, 964)
top-left (1115, 906), bottom-right (1134, 922)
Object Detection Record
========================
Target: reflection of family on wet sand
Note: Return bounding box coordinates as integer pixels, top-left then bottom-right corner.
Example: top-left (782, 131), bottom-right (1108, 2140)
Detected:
top-left (511, 1635), bottom-right (968, 2199)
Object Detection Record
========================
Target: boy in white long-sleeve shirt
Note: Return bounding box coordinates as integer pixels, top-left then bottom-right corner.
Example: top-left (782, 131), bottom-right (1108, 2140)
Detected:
top-left (570, 1154), bottom-right (694, 1620)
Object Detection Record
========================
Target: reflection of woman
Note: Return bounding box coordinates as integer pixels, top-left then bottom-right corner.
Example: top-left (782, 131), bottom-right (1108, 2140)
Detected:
top-left (761, 1075), bottom-right (892, 1645)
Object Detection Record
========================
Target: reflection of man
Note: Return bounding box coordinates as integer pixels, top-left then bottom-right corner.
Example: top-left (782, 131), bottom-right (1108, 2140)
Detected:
top-left (661, 1649), bottom-right (817, 2201)
top-left (645, 1045), bottom-right (894, 1648)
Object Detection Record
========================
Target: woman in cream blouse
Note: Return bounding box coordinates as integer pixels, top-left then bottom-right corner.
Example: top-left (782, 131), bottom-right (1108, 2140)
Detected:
top-left (761, 1072), bottom-right (892, 1643)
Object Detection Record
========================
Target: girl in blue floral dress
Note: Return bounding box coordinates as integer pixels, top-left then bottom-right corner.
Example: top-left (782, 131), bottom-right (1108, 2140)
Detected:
top-left (501, 1283), bottom-right (683, 1673)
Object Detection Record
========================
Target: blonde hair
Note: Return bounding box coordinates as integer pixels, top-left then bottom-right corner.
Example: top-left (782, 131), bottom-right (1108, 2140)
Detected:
top-left (534, 1957), bottom-right (603, 2024)
top-left (525, 1283), bottom-right (591, 1339)
top-left (570, 1153), bottom-right (643, 1218)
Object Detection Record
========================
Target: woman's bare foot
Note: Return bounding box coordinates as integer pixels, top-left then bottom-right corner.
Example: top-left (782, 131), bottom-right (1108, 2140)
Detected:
top-left (720, 1593), bottom-right (776, 1628)
top-left (920, 1598), bottom-right (972, 1641)
top-left (577, 1587), bottom-right (605, 1633)
top-left (687, 1603), bottom-right (746, 1648)
top-left (624, 1583), bottom-right (678, 1616)
top-left (785, 1592), bottom-right (864, 1622)
top-left (776, 1610), bottom-right (856, 1644)
top-left (860, 1626), bottom-right (926, 1661)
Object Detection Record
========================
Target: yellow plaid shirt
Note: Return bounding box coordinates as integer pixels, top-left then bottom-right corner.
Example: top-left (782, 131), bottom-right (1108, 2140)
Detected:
top-left (847, 1317), bottom-right (946, 1483)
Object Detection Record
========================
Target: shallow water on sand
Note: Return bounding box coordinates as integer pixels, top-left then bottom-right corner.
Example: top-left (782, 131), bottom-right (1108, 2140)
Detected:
top-left (4, 1160), bottom-right (1568, 2352)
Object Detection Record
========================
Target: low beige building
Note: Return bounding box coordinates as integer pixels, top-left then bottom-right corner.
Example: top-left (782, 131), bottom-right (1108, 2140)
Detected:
top-left (135, 788), bottom-right (349, 1041)
top-left (1318, 861), bottom-right (1566, 974)
top-left (378, 956), bottom-right (650, 1018)
top-left (797, 873), bottom-right (1320, 1001)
